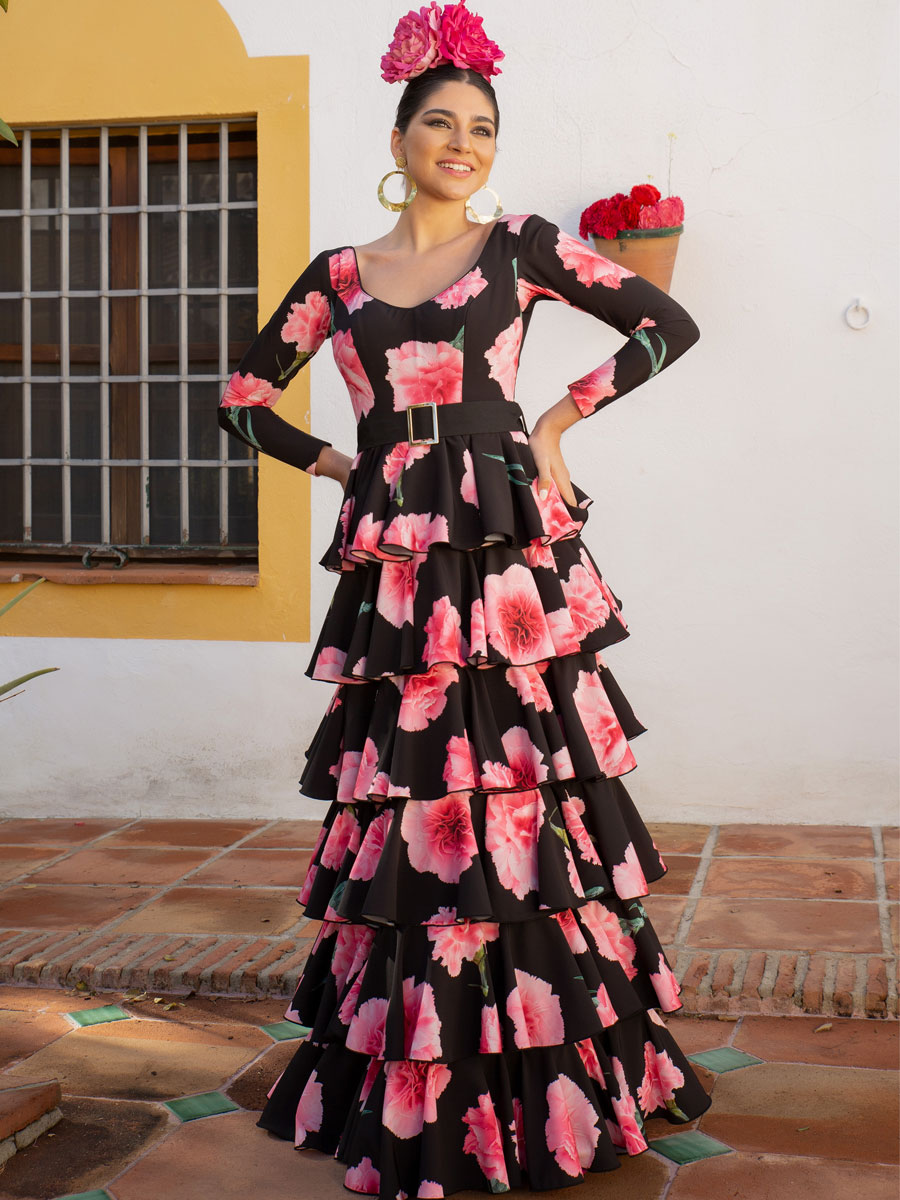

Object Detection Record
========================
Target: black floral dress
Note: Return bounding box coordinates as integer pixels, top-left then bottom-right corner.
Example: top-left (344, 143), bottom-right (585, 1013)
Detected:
top-left (217, 212), bottom-right (710, 1198)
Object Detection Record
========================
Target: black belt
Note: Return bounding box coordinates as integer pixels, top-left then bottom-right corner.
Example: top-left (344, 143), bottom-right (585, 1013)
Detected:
top-left (356, 400), bottom-right (529, 451)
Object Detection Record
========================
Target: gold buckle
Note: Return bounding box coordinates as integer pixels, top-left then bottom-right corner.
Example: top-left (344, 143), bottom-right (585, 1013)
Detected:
top-left (406, 401), bottom-right (439, 445)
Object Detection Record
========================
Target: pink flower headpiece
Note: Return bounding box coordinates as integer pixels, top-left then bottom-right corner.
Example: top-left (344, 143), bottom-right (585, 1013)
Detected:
top-left (380, 1), bottom-right (504, 84)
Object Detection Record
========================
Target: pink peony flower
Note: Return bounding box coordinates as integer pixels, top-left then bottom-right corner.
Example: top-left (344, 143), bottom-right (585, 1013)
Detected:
top-left (649, 951), bottom-right (682, 1009)
top-left (572, 669), bottom-right (636, 777)
top-left (442, 732), bottom-right (479, 791)
top-left (568, 359), bottom-right (618, 419)
top-left (484, 562), bottom-right (556, 663)
top-left (637, 1041), bottom-right (685, 1113)
top-left (383, 1060), bottom-right (451, 1139)
top-left (579, 901), bottom-right (638, 980)
top-left (397, 661), bottom-right (456, 731)
top-left (427, 910), bottom-right (499, 975)
top-left (386, 339), bottom-right (464, 410)
top-left (484, 316), bottom-right (523, 402)
top-left (280, 291), bottom-right (331, 354)
top-left (545, 1074), bottom-right (601, 1176)
top-left (611, 841), bottom-right (648, 899)
top-left (554, 230), bottom-right (635, 288)
top-left (506, 968), bottom-right (565, 1047)
top-left (423, 595), bottom-right (469, 667)
top-left (380, 2), bottom-right (443, 83)
top-left (433, 266), bottom-right (489, 309)
top-left (344, 1156), bottom-right (380, 1194)
top-left (294, 1071), bottom-right (323, 1146)
top-left (438, 1), bottom-right (504, 78)
top-left (220, 370), bottom-right (282, 407)
top-left (332, 329), bottom-right (375, 422)
top-left (403, 977), bottom-right (443, 1059)
top-left (349, 809), bottom-right (394, 881)
top-left (462, 1093), bottom-right (509, 1187)
top-left (657, 195), bottom-right (684, 226)
top-left (561, 564), bottom-right (611, 639)
top-left (401, 793), bottom-right (478, 883)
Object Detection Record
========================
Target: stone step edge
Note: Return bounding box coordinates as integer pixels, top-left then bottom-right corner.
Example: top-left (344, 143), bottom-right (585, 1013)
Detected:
top-left (0, 1107), bottom-right (63, 1170)
top-left (0, 931), bottom-right (896, 1020)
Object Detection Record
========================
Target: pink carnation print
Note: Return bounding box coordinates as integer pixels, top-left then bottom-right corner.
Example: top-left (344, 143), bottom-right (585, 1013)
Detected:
top-left (531, 476), bottom-right (581, 542)
top-left (469, 597), bottom-right (487, 659)
top-left (545, 608), bottom-right (583, 657)
top-left (594, 982), bottom-right (618, 1028)
top-left (460, 447), bottom-right (479, 506)
top-left (376, 559), bottom-right (417, 629)
top-left (319, 805), bottom-right (362, 870)
top-left (337, 961), bottom-right (367, 1025)
top-left (442, 732), bottom-right (478, 791)
top-left (479, 1003), bottom-right (503, 1052)
top-left (382, 440), bottom-right (432, 498)
top-left (383, 1060), bottom-right (451, 1139)
top-left (554, 907), bottom-right (589, 954)
top-left (484, 316), bottom-right (523, 402)
top-left (545, 1074), bottom-right (601, 1176)
top-left (353, 736), bottom-right (381, 801)
top-left (637, 1041), bottom-right (685, 1113)
top-left (427, 908), bottom-right (499, 975)
top-left (403, 977), bottom-right (443, 1059)
top-left (649, 951), bottom-right (682, 1009)
top-left (280, 290), bottom-right (330, 354)
top-left (344, 1157), bottom-right (380, 1194)
top-left (500, 212), bottom-right (531, 235)
top-left (397, 662), bottom-right (456, 731)
top-left (332, 329), bottom-right (375, 422)
top-left (506, 968), bottom-right (565, 1048)
top-left (401, 793), bottom-right (478, 883)
top-left (561, 563), bottom-right (611, 639)
top-left (294, 1071), bottom-right (323, 1147)
top-left (312, 645), bottom-right (349, 682)
top-left (462, 1093), bottom-right (509, 1189)
top-left (483, 563), bottom-right (556, 663)
top-left (346, 996), bottom-right (388, 1057)
top-left (418, 1185), bottom-right (444, 1199)
top-left (433, 266), bottom-right (489, 309)
top-left (423, 595), bottom-right (470, 668)
top-left (505, 664), bottom-right (553, 711)
top-left (555, 230), bottom-right (636, 288)
top-left (329, 247), bottom-right (371, 313)
top-left (484, 786), bottom-right (543, 898)
top-left (609, 1056), bottom-right (648, 1153)
top-left (523, 541), bottom-right (556, 570)
top-left (516, 276), bottom-right (571, 312)
top-left (580, 900), bottom-right (638, 980)
top-left (572, 669), bottom-right (637, 777)
top-left (511, 1096), bottom-right (527, 1168)
top-left (386, 339), bottom-right (464, 410)
top-left (611, 841), bottom-right (649, 899)
top-left (560, 793), bottom-right (601, 865)
top-left (330, 922), bottom-right (375, 991)
top-left (220, 370), bottom-right (282, 407)
top-left (383, 511), bottom-right (450, 556)
top-left (349, 808), bottom-right (394, 881)
top-left (568, 359), bottom-right (618, 419)
top-left (575, 1037), bottom-right (605, 1082)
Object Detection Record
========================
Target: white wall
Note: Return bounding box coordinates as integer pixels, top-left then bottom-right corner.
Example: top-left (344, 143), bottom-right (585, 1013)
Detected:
top-left (3, 0), bottom-right (897, 823)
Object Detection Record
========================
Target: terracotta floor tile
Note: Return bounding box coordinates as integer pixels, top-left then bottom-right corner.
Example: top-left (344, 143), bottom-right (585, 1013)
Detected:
top-left (3, 1015), bottom-right (269, 1100)
top-left (225, 1041), bottom-right (303, 1110)
top-left (27, 846), bottom-right (215, 886)
top-left (119, 993), bottom-right (291, 1028)
top-left (641, 895), bottom-right (686, 943)
top-left (652, 855), bottom-right (700, 896)
top-left (0, 846), bottom-right (69, 882)
top-left (187, 849), bottom-right (313, 887)
top-left (110, 886), bottom-right (302, 935)
top-left (101, 819), bottom-right (268, 848)
top-left (734, 1015), bottom-right (899, 1070)
top-left (667, 1152), bottom-right (899, 1200)
top-left (662, 1013), bottom-right (740, 1056)
top-left (699, 1062), bottom-right (898, 1163)
top-left (882, 827), bottom-right (899, 858)
top-left (714, 824), bottom-right (874, 858)
top-left (0, 818), bottom-right (128, 845)
top-left (687, 898), bottom-right (882, 952)
top-left (0, 984), bottom-right (120, 1013)
top-left (884, 857), bottom-right (899, 902)
top-left (0, 884), bottom-right (158, 930)
top-left (242, 820), bottom-right (325, 848)
top-left (645, 823), bottom-right (711, 855)
top-left (0, 1093), bottom-right (170, 1199)
top-left (0, 1009), bottom-right (71, 1069)
top-left (703, 857), bottom-right (876, 900)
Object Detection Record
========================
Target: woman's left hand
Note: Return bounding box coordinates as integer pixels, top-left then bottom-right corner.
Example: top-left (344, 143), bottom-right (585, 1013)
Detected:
top-left (529, 414), bottom-right (578, 506)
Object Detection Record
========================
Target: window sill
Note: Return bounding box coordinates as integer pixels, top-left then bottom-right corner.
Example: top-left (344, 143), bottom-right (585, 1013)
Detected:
top-left (0, 560), bottom-right (260, 586)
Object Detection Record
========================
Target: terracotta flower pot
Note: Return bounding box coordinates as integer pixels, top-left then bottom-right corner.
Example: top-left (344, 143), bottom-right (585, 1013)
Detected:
top-left (590, 225), bottom-right (683, 294)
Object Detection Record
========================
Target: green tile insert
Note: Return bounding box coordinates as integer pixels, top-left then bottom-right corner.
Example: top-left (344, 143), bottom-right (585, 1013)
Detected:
top-left (650, 1130), bottom-right (733, 1165)
top-left (56, 1190), bottom-right (116, 1200)
top-left (260, 1020), bottom-right (311, 1041)
top-left (165, 1091), bottom-right (241, 1121)
top-left (66, 1004), bottom-right (132, 1027)
top-left (687, 1046), bottom-right (764, 1073)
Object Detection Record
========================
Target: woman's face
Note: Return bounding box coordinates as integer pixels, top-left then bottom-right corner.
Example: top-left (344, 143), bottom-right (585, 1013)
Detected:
top-left (391, 79), bottom-right (497, 204)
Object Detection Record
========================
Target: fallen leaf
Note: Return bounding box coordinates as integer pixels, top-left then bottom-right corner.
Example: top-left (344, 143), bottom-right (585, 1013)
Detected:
top-left (162, 955), bottom-right (176, 961)
top-left (813, 1022), bottom-right (832, 1033)
top-left (796, 1126), bottom-right (810, 1131)
top-left (22, 883), bottom-right (37, 889)
top-left (716, 1015), bottom-right (739, 1021)
top-left (162, 1001), bottom-right (185, 1011)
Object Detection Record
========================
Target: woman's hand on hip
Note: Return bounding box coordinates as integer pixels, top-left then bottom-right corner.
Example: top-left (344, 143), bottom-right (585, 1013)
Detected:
top-left (530, 400), bottom-right (581, 506)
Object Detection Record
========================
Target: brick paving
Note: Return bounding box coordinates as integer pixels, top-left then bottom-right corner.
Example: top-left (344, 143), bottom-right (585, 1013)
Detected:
top-left (0, 818), bottom-right (896, 1018)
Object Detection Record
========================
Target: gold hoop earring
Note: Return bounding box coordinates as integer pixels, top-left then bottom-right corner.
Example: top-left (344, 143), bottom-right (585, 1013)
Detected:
top-left (465, 184), bottom-right (503, 224)
top-left (378, 157), bottom-right (417, 212)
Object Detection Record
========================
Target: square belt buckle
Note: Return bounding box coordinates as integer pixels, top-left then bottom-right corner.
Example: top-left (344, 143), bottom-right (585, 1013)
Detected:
top-left (407, 401), bottom-right (439, 446)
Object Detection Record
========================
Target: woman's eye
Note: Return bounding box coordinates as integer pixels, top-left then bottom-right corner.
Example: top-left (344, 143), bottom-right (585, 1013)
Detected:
top-left (427, 119), bottom-right (492, 137)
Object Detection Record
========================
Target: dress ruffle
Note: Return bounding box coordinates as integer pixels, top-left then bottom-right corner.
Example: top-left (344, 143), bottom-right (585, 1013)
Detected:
top-left (306, 536), bottom-right (629, 683)
top-left (298, 652), bottom-right (647, 805)
top-left (319, 430), bottom-right (593, 574)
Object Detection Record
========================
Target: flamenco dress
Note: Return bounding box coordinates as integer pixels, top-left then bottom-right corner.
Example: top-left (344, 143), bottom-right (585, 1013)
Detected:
top-left (217, 211), bottom-right (711, 1197)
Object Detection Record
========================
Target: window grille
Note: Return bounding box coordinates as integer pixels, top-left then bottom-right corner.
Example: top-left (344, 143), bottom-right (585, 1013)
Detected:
top-left (0, 119), bottom-right (261, 565)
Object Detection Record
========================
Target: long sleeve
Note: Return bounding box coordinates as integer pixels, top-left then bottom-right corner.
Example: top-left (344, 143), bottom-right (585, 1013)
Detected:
top-left (515, 213), bottom-right (700, 419)
top-left (217, 250), bottom-right (335, 474)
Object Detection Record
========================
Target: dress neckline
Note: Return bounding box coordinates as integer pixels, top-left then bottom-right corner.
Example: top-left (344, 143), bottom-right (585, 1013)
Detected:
top-left (349, 219), bottom-right (503, 311)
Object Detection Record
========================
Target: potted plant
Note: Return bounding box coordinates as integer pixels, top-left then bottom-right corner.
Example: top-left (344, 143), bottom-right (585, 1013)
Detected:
top-left (579, 183), bottom-right (684, 294)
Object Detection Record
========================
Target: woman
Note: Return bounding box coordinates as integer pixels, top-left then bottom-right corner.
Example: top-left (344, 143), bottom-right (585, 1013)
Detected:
top-left (218, 3), bottom-right (710, 1195)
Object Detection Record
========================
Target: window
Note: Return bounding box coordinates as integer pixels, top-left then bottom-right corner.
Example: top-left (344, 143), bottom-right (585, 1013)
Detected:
top-left (0, 119), bottom-right (261, 566)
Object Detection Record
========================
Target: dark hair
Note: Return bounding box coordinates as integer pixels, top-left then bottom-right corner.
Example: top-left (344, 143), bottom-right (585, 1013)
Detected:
top-left (394, 62), bottom-right (500, 140)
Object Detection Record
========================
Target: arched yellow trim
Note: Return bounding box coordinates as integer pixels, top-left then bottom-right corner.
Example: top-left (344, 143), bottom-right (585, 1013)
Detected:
top-left (0, 0), bottom-right (317, 642)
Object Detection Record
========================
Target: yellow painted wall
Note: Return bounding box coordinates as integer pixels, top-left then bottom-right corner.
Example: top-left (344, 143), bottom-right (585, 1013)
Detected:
top-left (0, 0), bottom-right (318, 642)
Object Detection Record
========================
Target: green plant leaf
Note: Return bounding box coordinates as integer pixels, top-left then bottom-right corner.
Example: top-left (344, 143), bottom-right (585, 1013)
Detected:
top-left (0, 667), bottom-right (60, 698)
top-left (0, 119), bottom-right (18, 147)
top-left (0, 1), bottom-right (9, 15)
top-left (0, 576), bottom-right (45, 618)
